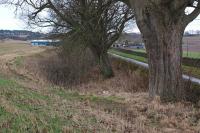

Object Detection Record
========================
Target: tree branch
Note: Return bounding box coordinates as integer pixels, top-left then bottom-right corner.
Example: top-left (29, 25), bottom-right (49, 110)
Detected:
top-left (184, 1), bottom-right (200, 25)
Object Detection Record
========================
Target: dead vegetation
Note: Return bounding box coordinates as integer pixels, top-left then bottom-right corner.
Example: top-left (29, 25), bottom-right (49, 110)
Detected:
top-left (9, 48), bottom-right (148, 93)
top-left (14, 48), bottom-right (96, 86)
top-left (1, 46), bottom-right (200, 132)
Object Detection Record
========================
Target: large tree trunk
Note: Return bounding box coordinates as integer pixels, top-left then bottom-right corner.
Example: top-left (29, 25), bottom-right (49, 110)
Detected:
top-left (145, 27), bottom-right (185, 101)
top-left (130, 1), bottom-right (186, 101)
top-left (90, 46), bottom-right (114, 78)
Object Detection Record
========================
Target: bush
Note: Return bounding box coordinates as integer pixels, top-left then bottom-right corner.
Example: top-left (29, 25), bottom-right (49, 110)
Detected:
top-left (23, 39), bottom-right (96, 86)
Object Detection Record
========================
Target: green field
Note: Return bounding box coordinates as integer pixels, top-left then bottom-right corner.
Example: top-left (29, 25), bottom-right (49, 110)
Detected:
top-left (183, 51), bottom-right (200, 59)
top-left (130, 49), bottom-right (200, 59)
top-left (109, 49), bottom-right (147, 63)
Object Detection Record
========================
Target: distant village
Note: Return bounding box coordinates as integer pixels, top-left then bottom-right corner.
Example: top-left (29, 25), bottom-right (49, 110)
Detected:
top-left (112, 32), bottom-right (145, 49)
top-left (0, 30), bottom-right (45, 40)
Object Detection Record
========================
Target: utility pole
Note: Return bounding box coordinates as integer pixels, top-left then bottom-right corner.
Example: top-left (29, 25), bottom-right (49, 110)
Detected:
top-left (187, 40), bottom-right (189, 57)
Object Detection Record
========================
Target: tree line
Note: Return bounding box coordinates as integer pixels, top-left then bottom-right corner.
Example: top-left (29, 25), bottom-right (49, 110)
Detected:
top-left (0, 30), bottom-right (45, 40)
top-left (2, 0), bottom-right (200, 102)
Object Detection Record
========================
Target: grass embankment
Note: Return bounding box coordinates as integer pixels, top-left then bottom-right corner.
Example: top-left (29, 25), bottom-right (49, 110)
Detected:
top-left (109, 49), bottom-right (147, 63)
top-left (0, 73), bottom-right (126, 132)
top-left (0, 41), bottom-right (126, 132)
top-left (2, 56), bottom-right (200, 132)
top-left (1, 54), bottom-right (200, 133)
top-left (0, 41), bottom-right (200, 132)
top-left (109, 49), bottom-right (200, 79)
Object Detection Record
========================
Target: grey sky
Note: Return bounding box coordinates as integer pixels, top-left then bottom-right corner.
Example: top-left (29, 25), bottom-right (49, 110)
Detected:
top-left (0, 5), bottom-right (200, 33)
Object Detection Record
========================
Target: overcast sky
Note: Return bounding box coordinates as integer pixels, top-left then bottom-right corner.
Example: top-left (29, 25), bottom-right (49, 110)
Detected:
top-left (0, 5), bottom-right (200, 33)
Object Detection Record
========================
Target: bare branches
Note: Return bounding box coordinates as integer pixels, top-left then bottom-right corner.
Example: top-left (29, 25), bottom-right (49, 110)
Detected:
top-left (30, 3), bottom-right (50, 19)
top-left (184, 0), bottom-right (200, 25)
top-left (2, 0), bottom-right (133, 54)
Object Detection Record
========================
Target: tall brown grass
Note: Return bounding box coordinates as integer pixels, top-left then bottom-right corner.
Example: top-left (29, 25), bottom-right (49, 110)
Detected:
top-left (23, 47), bottom-right (96, 86)
top-left (7, 47), bottom-right (200, 132)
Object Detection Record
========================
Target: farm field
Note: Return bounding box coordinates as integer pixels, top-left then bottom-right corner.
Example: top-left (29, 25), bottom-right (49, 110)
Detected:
top-left (183, 51), bottom-right (200, 59)
top-left (126, 49), bottom-right (200, 59)
top-left (122, 35), bottom-right (200, 59)
top-left (183, 36), bottom-right (200, 52)
top-left (0, 40), bottom-right (200, 132)
top-left (0, 40), bottom-right (45, 56)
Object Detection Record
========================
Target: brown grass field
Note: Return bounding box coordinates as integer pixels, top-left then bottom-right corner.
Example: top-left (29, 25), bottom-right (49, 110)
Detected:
top-left (0, 40), bottom-right (199, 132)
top-left (183, 36), bottom-right (200, 52)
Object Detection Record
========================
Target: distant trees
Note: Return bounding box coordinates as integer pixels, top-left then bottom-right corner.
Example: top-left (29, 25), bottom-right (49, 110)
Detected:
top-left (126, 0), bottom-right (200, 101)
top-left (4, 0), bottom-right (133, 78)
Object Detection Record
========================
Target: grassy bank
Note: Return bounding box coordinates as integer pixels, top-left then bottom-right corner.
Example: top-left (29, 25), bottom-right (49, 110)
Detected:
top-left (0, 41), bottom-right (200, 132)
top-left (109, 49), bottom-right (147, 63)
top-left (0, 73), bottom-right (127, 132)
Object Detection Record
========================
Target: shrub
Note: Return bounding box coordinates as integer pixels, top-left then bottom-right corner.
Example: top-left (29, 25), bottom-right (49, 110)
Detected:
top-left (24, 40), bottom-right (96, 86)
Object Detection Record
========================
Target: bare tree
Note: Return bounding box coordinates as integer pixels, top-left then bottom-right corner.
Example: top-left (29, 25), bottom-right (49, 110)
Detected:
top-left (122, 0), bottom-right (200, 101)
top-left (4, 0), bottom-right (133, 78)
top-left (51, 0), bottom-right (133, 78)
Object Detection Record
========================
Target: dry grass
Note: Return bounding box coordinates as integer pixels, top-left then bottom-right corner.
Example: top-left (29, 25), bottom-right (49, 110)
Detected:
top-left (0, 40), bottom-right (45, 57)
top-left (8, 50), bottom-right (200, 132)
top-left (0, 41), bottom-right (200, 132)
top-left (77, 59), bottom-right (148, 96)
top-left (182, 36), bottom-right (200, 52)
top-left (10, 48), bottom-right (96, 87)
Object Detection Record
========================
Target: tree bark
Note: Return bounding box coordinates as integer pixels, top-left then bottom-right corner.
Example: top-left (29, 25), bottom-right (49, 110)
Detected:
top-left (145, 27), bottom-right (185, 101)
top-left (130, 1), bottom-right (186, 101)
top-left (99, 52), bottom-right (114, 78)
top-left (90, 46), bottom-right (114, 78)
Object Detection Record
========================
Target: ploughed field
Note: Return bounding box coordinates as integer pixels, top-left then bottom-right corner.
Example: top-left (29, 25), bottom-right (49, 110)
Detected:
top-left (0, 40), bottom-right (200, 132)
top-left (121, 35), bottom-right (200, 58)
top-left (183, 36), bottom-right (200, 52)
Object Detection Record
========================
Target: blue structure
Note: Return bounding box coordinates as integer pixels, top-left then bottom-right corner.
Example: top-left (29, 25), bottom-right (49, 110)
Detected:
top-left (31, 40), bottom-right (60, 46)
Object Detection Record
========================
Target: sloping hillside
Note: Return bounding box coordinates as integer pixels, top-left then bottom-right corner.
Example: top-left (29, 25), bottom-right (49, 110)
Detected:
top-left (0, 41), bottom-right (200, 132)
